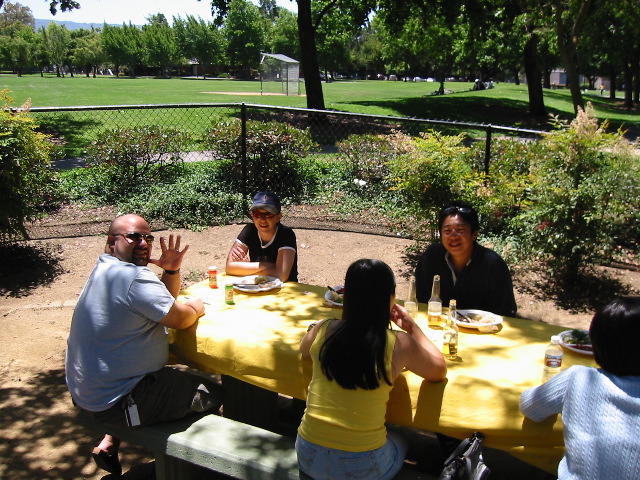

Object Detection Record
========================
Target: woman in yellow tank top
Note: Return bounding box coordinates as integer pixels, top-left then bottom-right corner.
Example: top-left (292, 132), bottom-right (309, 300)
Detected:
top-left (296, 259), bottom-right (447, 479)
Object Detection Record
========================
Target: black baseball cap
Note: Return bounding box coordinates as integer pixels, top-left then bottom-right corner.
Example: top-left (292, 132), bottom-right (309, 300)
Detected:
top-left (249, 191), bottom-right (281, 215)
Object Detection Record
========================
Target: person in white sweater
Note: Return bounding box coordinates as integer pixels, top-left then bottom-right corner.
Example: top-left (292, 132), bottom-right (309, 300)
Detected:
top-left (520, 297), bottom-right (640, 480)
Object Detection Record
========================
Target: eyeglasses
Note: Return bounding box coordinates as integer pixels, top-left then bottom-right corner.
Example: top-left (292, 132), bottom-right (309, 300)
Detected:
top-left (114, 232), bottom-right (155, 243)
top-left (442, 206), bottom-right (471, 215)
top-left (251, 211), bottom-right (276, 220)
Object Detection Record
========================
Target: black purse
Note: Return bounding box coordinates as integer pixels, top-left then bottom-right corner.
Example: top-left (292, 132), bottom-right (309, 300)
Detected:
top-left (438, 432), bottom-right (490, 480)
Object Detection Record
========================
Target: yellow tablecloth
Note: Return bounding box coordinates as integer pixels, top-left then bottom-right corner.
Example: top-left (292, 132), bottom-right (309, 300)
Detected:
top-left (170, 279), bottom-right (596, 473)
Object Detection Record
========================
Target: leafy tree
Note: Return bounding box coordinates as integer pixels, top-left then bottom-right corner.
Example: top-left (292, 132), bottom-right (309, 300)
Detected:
top-left (0, 1), bottom-right (34, 30)
top-left (70, 27), bottom-right (103, 77)
top-left (0, 3), bottom-right (38, 76)
top-left (348, 21), bottom-right (385, 78)
top-left (377, 2), bottom-right (461, 93)
top-left (549, 0), bottom-right (592, 113)
top-left (102, 22), bottom-right (145, 77)
top-left (42, 21), bottom-right (69, 77)
top-left (5, 24), bottom-right (35, 76)
top-left (223, 0), bottom-right (265, 78)
top-left (44, 0), bottom-right (80, 15)
top-left (143, 14), bottom-right (180, 78)
top-left (0, 0), bottom-right (79, 14)
top-left (264, 7), bottom-right (299, 60)
top-left (314, 5), bottom-right (351, 80)
top-left (101, 23), bottom-right (126, 76)
top-left (120, 22), bottom-right (145, 77)
top-left (173, 14), bottom-right (223, 79)
top-left (32, 30), bottom-right (50, 76)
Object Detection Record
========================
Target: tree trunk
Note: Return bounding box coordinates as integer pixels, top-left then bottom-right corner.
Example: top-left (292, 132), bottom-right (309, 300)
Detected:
top-left (623, 62), bottom-right (633, 108)
top-left (634, 56), bottom-right (640, 105)
top-left (609, 65), bottom-right (616, 100)
top-left (297, 0), bottom-right (325, 110)
top-left (552, 0), bottom-right (589, 113)
top-left (542, 67), bottom-right (551, 89)
top-left (523, 35), bottom-right (546, 117)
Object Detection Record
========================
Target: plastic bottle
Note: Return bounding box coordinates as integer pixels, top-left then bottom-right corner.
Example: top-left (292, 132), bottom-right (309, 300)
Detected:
top-left (427, 275), bottom-right (442, 328)
top-left (208, 265), bottom-right (218, 289)
top-left (543, 335), bottom-right (563, 380)
top-left (443, 299), bottom-right (459, 359)
top-left (404, 276), bottom-right (418, 316)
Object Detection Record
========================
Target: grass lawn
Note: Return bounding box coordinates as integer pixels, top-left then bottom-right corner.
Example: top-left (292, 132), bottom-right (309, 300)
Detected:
top-left (3, 74), bottom-right (639, 131)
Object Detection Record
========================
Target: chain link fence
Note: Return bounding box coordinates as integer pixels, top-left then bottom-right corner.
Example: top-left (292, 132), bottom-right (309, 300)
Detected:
top-left (26, 103), bottom-right (545, 239)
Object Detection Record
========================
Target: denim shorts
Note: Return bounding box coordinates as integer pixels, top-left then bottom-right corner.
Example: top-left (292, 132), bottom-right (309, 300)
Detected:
top-left (295, 429), bottom-right (408, 480)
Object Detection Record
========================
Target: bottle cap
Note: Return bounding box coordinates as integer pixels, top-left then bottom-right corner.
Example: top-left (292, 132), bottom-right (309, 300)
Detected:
top-left (209, 265), bottom-right (217, 270)
top-left (551, 335), bottom-right (561, 344)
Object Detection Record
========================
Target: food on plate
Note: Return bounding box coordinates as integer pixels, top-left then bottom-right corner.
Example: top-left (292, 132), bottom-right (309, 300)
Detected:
top-left (459, 312), bottom-right (495, 324)
top-left (239, 275), bottom-right (271, 286)
top-left (327, 286), bottom-right (344, 305)
top-left (455, 310), bottom-right (502, 333)
top-left (234, 275), bottom-right (281, 290)
top-left (561, 329), bottom-right (593, 353)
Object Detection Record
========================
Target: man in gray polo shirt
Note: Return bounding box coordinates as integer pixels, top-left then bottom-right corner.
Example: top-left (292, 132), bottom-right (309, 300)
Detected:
top-left (66, 214), bottom-right (222, 475)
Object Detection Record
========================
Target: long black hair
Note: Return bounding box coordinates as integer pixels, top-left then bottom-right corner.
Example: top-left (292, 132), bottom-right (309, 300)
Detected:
top-left (319, 259), bottom-right (396, 390)
top-left (590, 296), bottom-right (640, 376)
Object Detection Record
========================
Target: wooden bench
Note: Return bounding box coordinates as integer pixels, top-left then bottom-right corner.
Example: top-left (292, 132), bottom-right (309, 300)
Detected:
top-left (76, 411), bottom-right (434, 479)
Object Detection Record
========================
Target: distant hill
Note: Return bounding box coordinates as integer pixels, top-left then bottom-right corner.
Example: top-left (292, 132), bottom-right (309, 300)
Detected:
top-left (35, 18), bottom-right (124, 31)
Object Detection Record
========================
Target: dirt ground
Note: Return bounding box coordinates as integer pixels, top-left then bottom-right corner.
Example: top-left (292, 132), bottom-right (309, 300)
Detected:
top-left (1, 206), bottom-right (638, 479)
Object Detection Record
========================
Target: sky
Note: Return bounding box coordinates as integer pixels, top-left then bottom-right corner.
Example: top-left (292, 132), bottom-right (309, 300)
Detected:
top-left (22, 0), bottom-right (297, 25)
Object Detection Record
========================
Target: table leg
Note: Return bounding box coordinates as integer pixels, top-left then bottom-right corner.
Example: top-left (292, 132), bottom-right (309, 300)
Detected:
top-left (221, 375), bottom-right (279, 431)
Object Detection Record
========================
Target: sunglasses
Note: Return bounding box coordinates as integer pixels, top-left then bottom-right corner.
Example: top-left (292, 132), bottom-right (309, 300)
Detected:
top-left (114, 232), bottom-right (155, 243)
top-left (442, 206), bottom-right (471, 215)
top-left (251, 211), bottom-right (276, 219)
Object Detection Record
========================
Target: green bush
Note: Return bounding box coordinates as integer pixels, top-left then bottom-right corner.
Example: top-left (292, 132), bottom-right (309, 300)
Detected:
top-left (511, 104), bottom-right (640, 284)
top-left (120, 162), bottom-right (245, 229)
top-left (388, 131), bottom-right (482, 234)
top-left (336, 133), bottom-right (407, 196)
top-left (0, 94), bottom-right (60, 241)
top-left (203, 119), bottom-right (316, 200)
top-left (85, 125), bottom-right (191, 202)
top-left (468, 137), bottom-right (536, 236)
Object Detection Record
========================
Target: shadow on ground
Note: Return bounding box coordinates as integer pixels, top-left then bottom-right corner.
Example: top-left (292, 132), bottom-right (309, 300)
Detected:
top-left (0, 243), bottom-right (66, 297)
top-left (0, 368), bottom-right (154, 479)
top-left (518, 265), bottom-right (636, 314)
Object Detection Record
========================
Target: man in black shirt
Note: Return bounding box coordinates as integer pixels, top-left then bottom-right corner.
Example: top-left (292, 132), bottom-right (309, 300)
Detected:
top-left (415, 201), bottom-right (516, 317)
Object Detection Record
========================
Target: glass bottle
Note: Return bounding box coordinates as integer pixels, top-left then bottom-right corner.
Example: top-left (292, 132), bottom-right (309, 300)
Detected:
top-left (443, 299), bottom-right (459, 360)
top-left (404, 276), bottom-right (418, 316)
top-left (542, 335), bottom-right (563, 382)
top-left (427, 275), bottom-right (442, 328)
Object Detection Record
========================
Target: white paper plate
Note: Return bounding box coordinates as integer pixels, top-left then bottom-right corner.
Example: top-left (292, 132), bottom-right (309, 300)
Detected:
top-left (233, 275), bottom-right (283, 293)
top-left (453, 309), bottom-right (503, 329)
top-left (559, 329), bottom-right (593, 356)
top-left (324, 285), bottom-right (344, 307)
